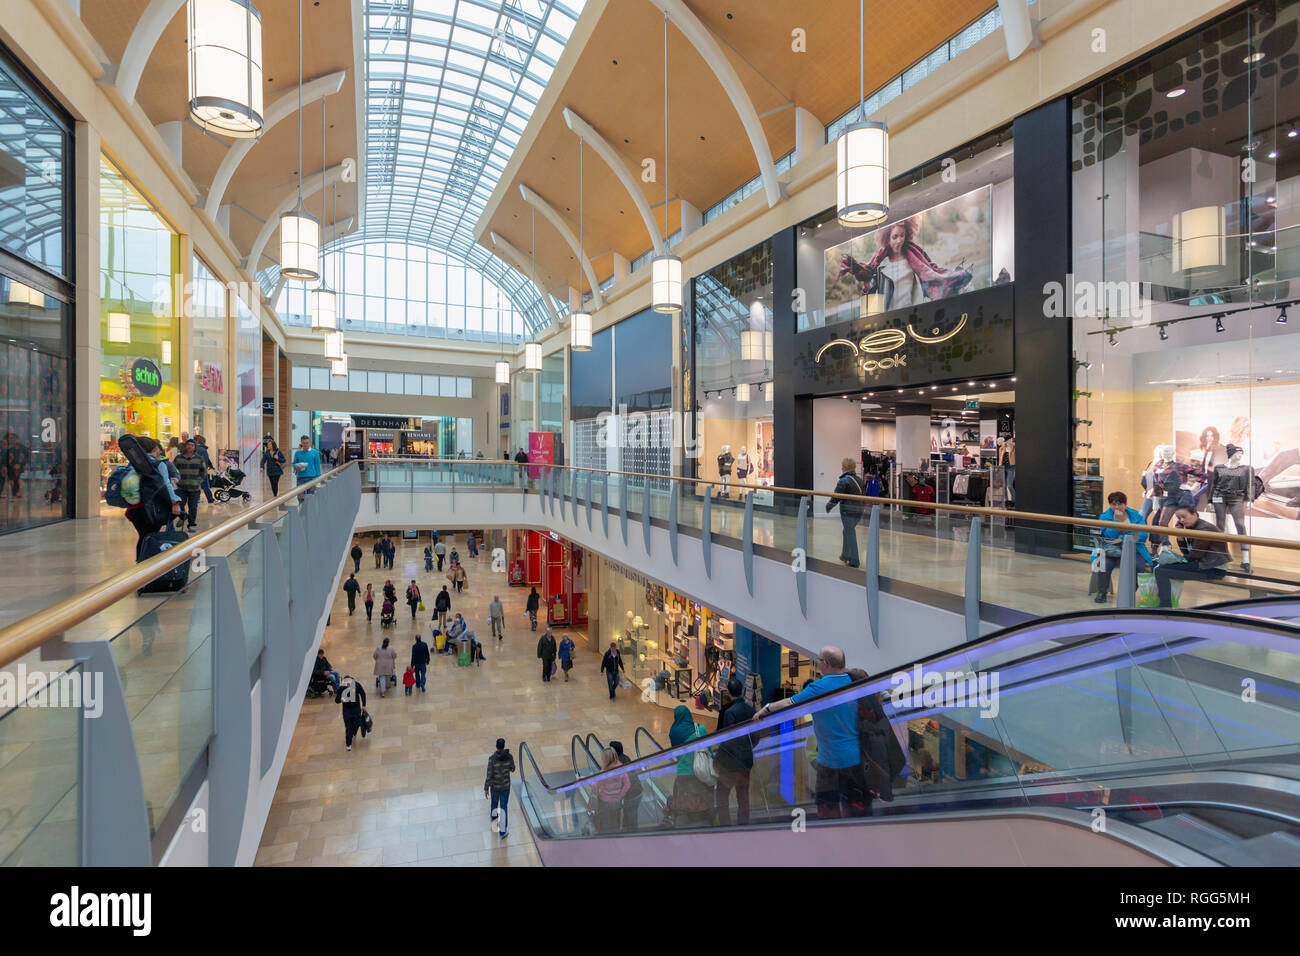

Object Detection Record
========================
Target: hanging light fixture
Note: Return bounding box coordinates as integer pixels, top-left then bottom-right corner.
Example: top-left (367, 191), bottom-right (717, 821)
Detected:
top-left (652, 13), bottom-right (683, 313)
top-left (107, 311), bottom-right (131, 344)
top-left (735, 383), bottom-right (751, 402)
top-left (311, 101), bottom-right (337, 331)
top-left (188, 0), bottom-right (264, 138)
top-left (279, 0), bottom-right (319, 281)
top-left (494, 276), bottom-right (510, 384)
top-left (837, 0), bottom-right (889, 226)
top-left (525, 208), bottom-right (543, 372)
top-left (331, 352), bottom-right (349, 377)
top-left (859, 293), bottom-right (886, 317)
top-left (740, 330), bottom-right (763, 360)
top-left (1171, 205), bottom-right (1225, 273)
top-left (764, 381), bottom-right (774, 402)
top-left (324, 329), bottom-right (344, 361)
top-left (7, 280), bottom-right (44, 308)
top-left (571, 137), bottom-right (592, 351)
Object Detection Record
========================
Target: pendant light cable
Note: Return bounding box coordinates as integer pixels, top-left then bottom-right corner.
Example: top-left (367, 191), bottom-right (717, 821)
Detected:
top-left (664, 13), bottom-right (669, 232)
top-left (297, 0), bottom-right (303, 209)
top-left (858, 0), bottom-right (864, 118)
top-left (578, 137), bottom-right (584, 305)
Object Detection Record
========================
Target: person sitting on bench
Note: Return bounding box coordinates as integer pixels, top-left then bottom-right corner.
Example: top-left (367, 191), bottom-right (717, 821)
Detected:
top-left (1154, 501), bottom-right (1230, 608)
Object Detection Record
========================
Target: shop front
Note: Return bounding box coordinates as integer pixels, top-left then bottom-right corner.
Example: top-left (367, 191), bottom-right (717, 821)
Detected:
top-left (507, 529), bottom-right (587, 629)
top-left (98, 155), bottom-right (182, 489)
top-left (189, 255), bottom-right (227, 450)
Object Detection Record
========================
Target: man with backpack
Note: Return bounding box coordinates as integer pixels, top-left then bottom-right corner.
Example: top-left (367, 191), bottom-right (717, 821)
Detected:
top-left (112, 434), bottom-right (182, 545)
top-left (343, 573), bottom-right (361, 615)
top-left (825, 457), bottom-right (866, 568)
top-left (173, 439), bottom-right (206, 531)
top-left (714, 677), bottom-right (756, 826)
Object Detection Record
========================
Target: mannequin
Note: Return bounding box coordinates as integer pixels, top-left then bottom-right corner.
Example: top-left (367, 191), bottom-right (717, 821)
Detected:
top-left (1210, 443), bottom-right (1253, 571)
top-left (997, 437), bottom-right (1016, 504)
top-left (717, 444), bottom-right (734, 497)
top-left (1149, 444), bottom-right (1192, 545)
top-left (735, 445), bottom-right (751, 485)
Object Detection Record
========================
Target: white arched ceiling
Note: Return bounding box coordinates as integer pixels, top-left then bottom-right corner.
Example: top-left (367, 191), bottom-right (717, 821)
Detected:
top-left (519, 184), bottom-right (604, 311)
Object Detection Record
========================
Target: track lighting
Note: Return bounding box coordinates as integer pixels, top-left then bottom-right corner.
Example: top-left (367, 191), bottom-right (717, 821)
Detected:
top-left (1073, 418), bottom-right (1093, 427)
top-left (1158, 324), bottom-right (1168, 341)
top-left (1214, 315), bottom-right (1225, 334)
top-left (1107, 332), bottom-right (1117, 347)
top-left (1278, 305), bottom-right (1289, 325)
top-left (1073, 359), bottom-right (1092, 371)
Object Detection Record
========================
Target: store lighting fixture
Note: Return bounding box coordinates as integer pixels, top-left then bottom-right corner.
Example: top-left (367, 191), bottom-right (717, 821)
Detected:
top-left (107, 311), bottom-right (131, 344)
top-left (161, 340), bottom-right (172, 365)
top-left (1268, 150), bottom-right (1279, 159)
top-left (836, 0), bottom-right (888, 226)
top-left (279, 0), bottom-right (319, 281)
top-left (1158, 324), bottom-right (1169, 341)
top-left (1166, 88), bottom-right (1185, 98)
top-left (1244, 51), bottom-right (1265, 63)
top-left (1289, 127), bottom-right (1298, 138)
top-left (859, 293), bottom-right (886, 317)
top-left (1278, 305), bottom-right (1289, 325)
top-left (1214, 314), bottom-right (1226, 334)
top-left (1171, 204), bottom-right (1225, 273)
top-left (525, 341), bottom-right (542, 372)
top-left (740, 329), bottom-right (764, 360)
top-left (495, 356), bottom-right (512, 385)
top-left (188, 0), bottom-right (263, 137)
top-left (571, 138), bottom-right (592, 351)
top-left (651, 14), bottom-right (683, 313)
top-left (311, 103), bottom-right (337, 331)
top-left (7, 280), bottom-right (44, 308)
top-left (324, 329), bottom-right (344, 361)
top-left (331, 352), bottom-right (348, 377)
top-left (764, 381), bottom-right (773, 402)
top-left (736, 383), bottom-right (751, 402)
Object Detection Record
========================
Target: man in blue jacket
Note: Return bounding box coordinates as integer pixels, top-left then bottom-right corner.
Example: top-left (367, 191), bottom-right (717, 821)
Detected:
top-left (292, 435), bottom-right (322, 487)
top-left (1093, 490), bottom-right (1154, 603)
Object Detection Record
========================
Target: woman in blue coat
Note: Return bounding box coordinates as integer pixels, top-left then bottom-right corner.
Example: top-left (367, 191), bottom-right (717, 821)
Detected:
top-left (1093, 491), bottom-right (1154, 603)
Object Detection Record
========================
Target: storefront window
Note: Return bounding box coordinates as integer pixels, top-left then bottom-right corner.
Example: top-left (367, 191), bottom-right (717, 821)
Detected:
top-left (692, 241), bottom-right (775, 491)
top-left (539, 351), bottom-right (564, 435)
top-left (1071, 0), bottom-right (1300, 555)
top-left (234, 295), bottom-right (261, 471)
top-left (510, 367), bottom-right (535, 455)
top-left (569, 327), bottom-right (612, 470)
top-left (189, 256), bottom-right (227, 450)
top-left (99, 155), bottom-right (181, 485)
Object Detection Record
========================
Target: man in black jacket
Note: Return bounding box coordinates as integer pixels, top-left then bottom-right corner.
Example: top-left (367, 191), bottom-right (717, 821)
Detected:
top-left (433, 585), bottom-right (452, 633)
top-left (825, 457), bottom-right (866, 568)
top-left (525, 587), bottom-right (540, 631)
top-left (484, 738), bottom-right (516, 839)
top-left (714, 677), bottom-right (756, 826)
top-left (514, 447), bottom-right (530, 487)
top-left (335, 675), bottom-right (368, 751)
top-left (343, 573), bottom-right (360, 615)
top-left (350, 542), bottom-right (363, 573)
top-left (410, 634), bottom-right (430, 692)
top-left (600, 642), bottom-right (625, 700)
top-left (537, 627), bottom-right (557, 682)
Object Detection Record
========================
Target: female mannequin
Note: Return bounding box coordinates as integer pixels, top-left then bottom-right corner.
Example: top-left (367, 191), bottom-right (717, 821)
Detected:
top-left (1210, 443), bottom-right (1253, 571)
top-left (717, 444), bottom-right (734, 497)
top-left (1149, 444), bottom-right (1189, 545)
top-left (735, 445), bottom-right (751, 485)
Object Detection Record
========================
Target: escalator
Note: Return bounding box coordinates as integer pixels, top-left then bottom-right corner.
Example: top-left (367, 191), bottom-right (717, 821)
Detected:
top-left (518, 608), bottom-right (1300, 866)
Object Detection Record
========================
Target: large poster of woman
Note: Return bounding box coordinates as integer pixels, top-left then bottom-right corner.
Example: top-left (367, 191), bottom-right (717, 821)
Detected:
top-left (824, 185), bottom-right (995, 318)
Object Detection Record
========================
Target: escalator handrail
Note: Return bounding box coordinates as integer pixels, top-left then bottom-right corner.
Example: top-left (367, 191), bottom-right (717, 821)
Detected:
top-left (570, 734), bottom-right (602, 778)
top-left (519, 608), bottom-right (1300, 796)
top-left (634, 726), bottom-right (664, 759)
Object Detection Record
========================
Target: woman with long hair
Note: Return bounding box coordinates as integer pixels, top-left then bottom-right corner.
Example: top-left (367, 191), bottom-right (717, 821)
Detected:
top-left (262, 439), bottom-right (286, 496)
top-left (839, 216), bottom-right (973, 311)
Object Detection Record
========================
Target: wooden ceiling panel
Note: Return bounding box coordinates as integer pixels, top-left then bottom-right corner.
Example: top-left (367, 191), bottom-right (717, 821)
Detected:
top-left (480, 0), bottom-right (993, 300)
top-left (81, 0), bottom-right (360, 275)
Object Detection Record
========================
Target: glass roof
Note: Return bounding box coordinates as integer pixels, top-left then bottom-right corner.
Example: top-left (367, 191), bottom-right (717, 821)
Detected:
top-left (357, 0), bottom-right (585, 333)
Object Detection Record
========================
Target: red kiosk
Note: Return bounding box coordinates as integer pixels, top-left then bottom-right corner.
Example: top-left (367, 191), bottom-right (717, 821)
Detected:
top-left (509, 529), bottom-right (586, 628)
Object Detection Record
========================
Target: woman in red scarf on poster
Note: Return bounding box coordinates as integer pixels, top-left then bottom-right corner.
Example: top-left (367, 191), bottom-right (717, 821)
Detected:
top-left (840, 217), bottom-right (973, 311)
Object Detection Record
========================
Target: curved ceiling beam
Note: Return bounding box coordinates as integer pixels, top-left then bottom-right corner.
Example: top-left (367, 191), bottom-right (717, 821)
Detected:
top-left (116, 0), bottom-right (186, 105)
top-left (563, 108), bottom-right (666, 258)
top-left (518, 184), bottom-right (604, 311)
top-left (204, 70), bottom-right (348, 220)
top-left (489, 232), bottom-right (560, 326)
top-left (647, 0), bottom-right (781, 208)
top-left (245, 164), bottom-right (345, 273)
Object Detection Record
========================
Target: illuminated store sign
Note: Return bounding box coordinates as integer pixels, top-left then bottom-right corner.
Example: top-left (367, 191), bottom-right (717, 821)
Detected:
top-left (198, 364), bottom-right (223, 393)
top-left (122, 357), bottom-right (162, 398)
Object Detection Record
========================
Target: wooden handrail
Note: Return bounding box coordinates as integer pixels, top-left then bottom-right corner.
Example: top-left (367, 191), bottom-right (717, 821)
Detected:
top-left (359, 457), bottom-right (1300, 551)
top-left (0, 462), bottom-right (357, 670)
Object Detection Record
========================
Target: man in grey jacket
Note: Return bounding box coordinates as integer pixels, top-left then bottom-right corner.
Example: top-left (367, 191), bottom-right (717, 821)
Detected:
top-left (489, 594), bottom-right (506, 641)
top-left (484, 738), bottom-right (516, 839)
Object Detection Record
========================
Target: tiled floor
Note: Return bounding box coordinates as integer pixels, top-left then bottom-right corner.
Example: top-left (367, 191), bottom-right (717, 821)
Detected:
top-left (254, 534), bottom-right (679, 867)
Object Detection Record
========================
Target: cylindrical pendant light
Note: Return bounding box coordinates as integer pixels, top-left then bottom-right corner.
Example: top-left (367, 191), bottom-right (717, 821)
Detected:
top-left (859, 293), bottom-right (886, 317)
top-left (652, 14), bottom-right (683, 313)
top-left (525, 341), bottom-right (542, 372)
top-left (188, 0), bottom-right (264, 138)
top-left (735, 383), bottom-right (751, 402)
top-left (324, 329), bottom-right (344, 361)
top-left (8, 280), bottom-right (44, 308)
top-left (764, 381), bottom-right (773, 402)
top-left (836, 0), bottom-right (889, 227)
top-left (1171, 205), bottom-right (1225, 273)
top-left (107, 311), bottom-right (131, 344)
top-left (495, 357), bottom-right (511, 385)
top-left (571, 138), bottom-right (593, 350)
top-left (740, 330), bottom-right (763, 360)
top-left (279, 0), bottom-right (319, 281)
top-left (311, 100), bottom-right (337, 329)
top-left (161, 340), bottom-right (172, 365)
top-left (331, 352), bottom-right (349, 377)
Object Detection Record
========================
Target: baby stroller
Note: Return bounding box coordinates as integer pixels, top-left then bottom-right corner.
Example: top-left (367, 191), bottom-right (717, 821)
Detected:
top-left (211, 466), bottom-right (252, 503)
top-left (380, 600), bottom-right (396, 629)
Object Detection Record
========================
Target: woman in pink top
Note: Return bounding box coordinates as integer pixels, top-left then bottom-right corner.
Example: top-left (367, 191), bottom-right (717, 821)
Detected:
top-left (589, 747), bottom-right (631, 834)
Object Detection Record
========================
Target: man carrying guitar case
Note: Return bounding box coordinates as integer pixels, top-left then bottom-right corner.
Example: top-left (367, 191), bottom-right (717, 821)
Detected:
top-left (118, 434), bottom-right (189, 594)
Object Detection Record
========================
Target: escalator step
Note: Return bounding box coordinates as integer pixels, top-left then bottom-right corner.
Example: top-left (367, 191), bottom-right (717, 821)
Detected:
top-left (1209, 831), bottom-right (1300, 867)
top-left (1141, 813), bottom-right (1236, 851)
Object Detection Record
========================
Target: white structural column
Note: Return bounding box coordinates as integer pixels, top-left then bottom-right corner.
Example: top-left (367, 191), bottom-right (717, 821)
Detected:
top-left (518, 184), bottom-right (605, 311)
top-left (115, 0), bottom-right (186, 105)
top-left (245, 164), bottom-right (345, 273)
top-left (562, 107), bottom-right (666, 258)
top-left (792, 106), bottom-right (825, 165)
top-left (204, 71), bottom-right (348, 219)
top-left (489, 231), bottom-right (561, 326)
top-left (647, 0), bottom-right (781, 208)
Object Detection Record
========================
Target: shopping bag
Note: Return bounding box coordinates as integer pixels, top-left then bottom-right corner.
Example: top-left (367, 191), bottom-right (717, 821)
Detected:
top-left (1136, 572), bottom-right (1182, 608)
top-left (418, 601), bottom-right (425, 611)
top-left (457, 648), bottom-right (470, 667)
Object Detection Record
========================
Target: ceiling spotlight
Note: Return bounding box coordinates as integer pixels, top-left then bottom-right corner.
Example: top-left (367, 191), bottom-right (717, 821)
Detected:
top-left (1278, 305), bottom-right (1289, 325)
top-left (1074, 359), bottom-right (1093, 370)
top-left (1107, 331), bottom-right (1117, 347)
top-left (1289, 128), bottom-right (1298, 138)
top-left (1214, 315), bottom-right (1225, 334)
top-left (1166, 88), bottom-right (1186, 98)
top-left (1268, 150), bottom-right (1279, 159)
top-left (1158, 324), bottom-right (1169, 341)
top-left (1243, 51), bottom-right (1265, 63)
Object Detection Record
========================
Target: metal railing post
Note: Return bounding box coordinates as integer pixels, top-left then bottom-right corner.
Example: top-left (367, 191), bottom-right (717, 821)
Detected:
top-left (742, 490), bottom-right (755, 595)
top-left (796, 496), bottom-right (809, 617)
top-left (257, 519), bottom-right (290, 776)
top-left (601, 471), bottom-right (609, 537)
top-left (641, 473), bottom-right (651, 554)
top-left (668, 481), bottom-right (679, 565)
top-left (701, 486), bottom-right (712, 578)
top-left (1118, 533), bottom-right (1137, 609)
top-left (586, 471), bottom-right (593, 531)
top-left (965, 516), bottom-right (982, 642)
top-left (866, 504), bottom-right (881, 647)
top-left (207, 555), bottom-right (252, 867)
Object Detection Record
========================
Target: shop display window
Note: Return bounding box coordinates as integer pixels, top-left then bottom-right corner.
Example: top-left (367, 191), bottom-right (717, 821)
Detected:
top-left (189, 255), bottom-right (227, 450)
top-left (1071, 0), bottom-right (1300, 564)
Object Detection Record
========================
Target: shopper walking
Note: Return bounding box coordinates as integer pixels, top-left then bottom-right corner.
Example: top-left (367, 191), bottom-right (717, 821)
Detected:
top-left (410, 633), bottom-right (430, 693)
top-left (525, 587), bottom-right (540, 631)
top-left (292, 435), bottom-right (322, 487)
top-left (755, 645), bottom-right (865, 819)
top-left (173, 439), bottom-right (205, 531)
top-left (261, 440), bottom-right (286, 496)
top-left (335, 675), bottom-right (368, 751)
top-left (373, 537), bottom-right (383, 569)
top-left (364, 583), bottom-right (375, 621)
top-left (588, 747), bottom-right (630, 834)
top-left (826, 457), bottom-right (866, 568)
top-left (424, 544), bottom-right (434, 572)
top-left (433, 585), bottom-right (451, 632)
top-left (451, 563), bottom-right (467, 594)
top-left (483, 738), bottom-right (516, 840)
top-left (537, 627), bottom-right (557, 682)
top-left (609, 740), bottom-right (644, 831)
top-left (405, 579), bottom-right (422, 621)
top-left (558, 634), bottom-right (576, 681)
top-left (433, 537), bottom-right (446, 571)
top-left (514, 447), bottom-right (529, 487)
top-left (714, 677), bottom-right (756, 826)
top-left (117, 434), bottom-right (181, 546)
top-left (194, 434), bottom-right (216, 505)
top-left (343, 573), bottom-right (360, 615)
top-left (385, 536), bottom-right (396, 570)
top-left (600, 642), bottom-right (625, 700)
top-left (488, 594), bottom-right (505, 641)
top-left (373, 637), bottom-right (398, 697)
top-left (350, 542), bottom-right (363, 573)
